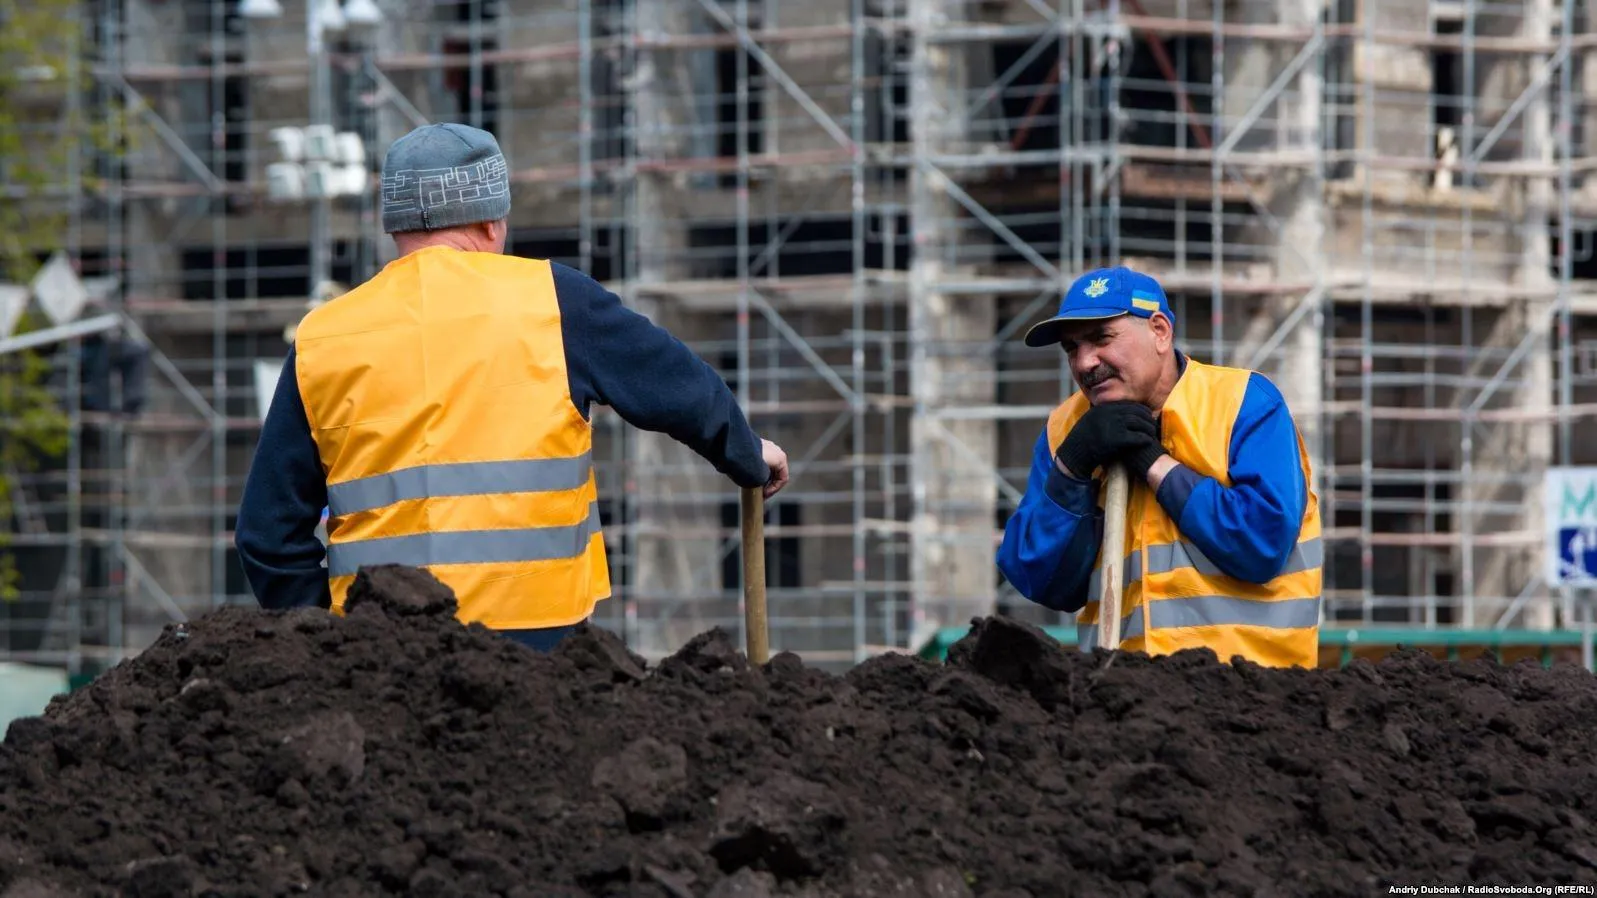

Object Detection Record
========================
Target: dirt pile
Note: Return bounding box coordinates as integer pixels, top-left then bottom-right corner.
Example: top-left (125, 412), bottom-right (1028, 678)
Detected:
top-left (3, 565), bottom-right (1597, 897)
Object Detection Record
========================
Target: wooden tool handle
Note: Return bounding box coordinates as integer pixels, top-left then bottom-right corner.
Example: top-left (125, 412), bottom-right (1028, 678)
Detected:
top-left (740, 486), bottom-right (769, 665)
top-left (1098, 464), bottom-right (1130, 650)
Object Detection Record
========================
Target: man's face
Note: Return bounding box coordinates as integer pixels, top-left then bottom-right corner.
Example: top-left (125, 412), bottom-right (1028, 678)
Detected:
top-left (1056, 313), bottom-right (1171, 405)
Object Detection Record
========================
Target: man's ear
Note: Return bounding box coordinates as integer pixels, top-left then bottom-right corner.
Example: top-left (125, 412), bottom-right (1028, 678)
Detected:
top-left (476, 218), bottom-right (509, 252)
top-left (1149, 312), bottom-right (1174, 353)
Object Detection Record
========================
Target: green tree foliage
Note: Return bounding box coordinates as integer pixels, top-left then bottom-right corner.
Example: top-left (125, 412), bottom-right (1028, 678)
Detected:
top-left (0, 0), bottom-right (127, 600)
top-left (1, 315), bottom-right (72, 600)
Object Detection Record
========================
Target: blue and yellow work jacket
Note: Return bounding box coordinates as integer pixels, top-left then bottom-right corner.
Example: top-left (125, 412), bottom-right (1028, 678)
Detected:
top-left (996, 353), bottom-right (1323, 668)
top-left (236, 246), bottom-right (770, 629)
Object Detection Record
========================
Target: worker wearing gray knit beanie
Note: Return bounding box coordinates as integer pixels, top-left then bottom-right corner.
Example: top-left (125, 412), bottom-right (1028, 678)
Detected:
top-left (379, 122), bottom-right (511, 234)
top-left (239, 122), bottom-right (789, 652)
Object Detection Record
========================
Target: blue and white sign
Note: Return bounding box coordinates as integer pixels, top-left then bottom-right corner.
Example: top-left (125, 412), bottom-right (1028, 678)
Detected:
top-left (1546, 467), bottom-right (1597, 586)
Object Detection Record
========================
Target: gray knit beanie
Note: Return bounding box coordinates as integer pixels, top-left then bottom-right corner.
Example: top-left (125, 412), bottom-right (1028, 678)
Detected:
top-left (380, 123), bottom-right (511, 234)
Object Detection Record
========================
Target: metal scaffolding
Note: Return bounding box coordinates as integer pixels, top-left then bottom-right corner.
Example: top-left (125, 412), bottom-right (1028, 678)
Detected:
top-left (5, 0), bottom-right (1597, 671)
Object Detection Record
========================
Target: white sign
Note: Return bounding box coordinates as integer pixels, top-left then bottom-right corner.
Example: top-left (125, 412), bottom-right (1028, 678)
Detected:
top-left (1545, 466), bottom-right (1597, 586)
top-left (31, 252), bottom-right (88, 326)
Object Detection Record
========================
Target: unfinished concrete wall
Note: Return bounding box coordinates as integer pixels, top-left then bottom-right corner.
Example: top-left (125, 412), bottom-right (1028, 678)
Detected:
top-left (114, 0), bottom-right (217, 649)
top-left (1466, 0), bottom-right (1555, 625)
top-left (493, 10), bottom-right (594, 227)
top-left (1584, 52), bottom-right (1597, 200)
top-left (760, 0), bottom-right (852, 163)
top-left (755, 306), bottom-right (876, 658)
top-left (1352, 0), bottom-right (1433, 188)
top-left (1225, 0), bottom-right (1328, 490)
top-left (906, 0), bottom-right (999, 634)
top-left (624, 0), bottom-right (729, 656)
top-left (1322, 195), bottom-right (1521, 290)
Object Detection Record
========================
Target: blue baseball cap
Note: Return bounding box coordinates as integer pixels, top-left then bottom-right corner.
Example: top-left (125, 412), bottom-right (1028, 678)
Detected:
top-left (1023, 266), bottom-right (1175, 347)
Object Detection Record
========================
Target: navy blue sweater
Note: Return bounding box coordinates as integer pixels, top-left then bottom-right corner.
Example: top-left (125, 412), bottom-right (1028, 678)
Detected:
top-left (235, 261), bottom-right (770, 611)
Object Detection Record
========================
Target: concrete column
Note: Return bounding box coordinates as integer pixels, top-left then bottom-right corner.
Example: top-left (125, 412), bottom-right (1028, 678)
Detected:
top-left (115, 0), bottom-right (215, 650)
top-left (1350, 0), bottom-right (1433, 187)
top-left (118, 256), bottom-right (213, 652)
top-left (1219, 5), bottom-right (1276, 157)
top-left (366, 16), bottom-right (429, 270)
top-left (907, 0), bottom-right (997, 634)
top-left (626, 0), bottom-right (729, 654)
top-left (758, 0), bottom-right (852, 163)
top-left (1226, 0), bottom-right (1327, 493)
top-left (1469, 0), bottom-right (1554, 626)
top-left (1584, 50), bottom-right (1597, 206)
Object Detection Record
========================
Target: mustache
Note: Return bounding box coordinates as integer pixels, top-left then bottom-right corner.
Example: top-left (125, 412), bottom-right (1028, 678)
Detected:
top-left (1079, 365), bottom-right (1118, 388)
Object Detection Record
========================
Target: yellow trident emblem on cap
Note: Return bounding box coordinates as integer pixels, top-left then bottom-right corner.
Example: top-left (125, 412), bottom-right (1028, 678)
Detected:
top-left (1084, 277), bottom-right (1109, 298)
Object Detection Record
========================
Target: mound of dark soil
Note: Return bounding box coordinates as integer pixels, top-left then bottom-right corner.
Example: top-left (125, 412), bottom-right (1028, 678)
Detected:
top-left (3, 564), bottom-right (1596, 897)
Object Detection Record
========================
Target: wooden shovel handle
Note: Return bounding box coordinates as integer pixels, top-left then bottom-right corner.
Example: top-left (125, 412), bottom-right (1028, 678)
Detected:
top-left (741, 486), bottom-right (769, 665)
top-left (1098, 464), bottom-right (1130, 650)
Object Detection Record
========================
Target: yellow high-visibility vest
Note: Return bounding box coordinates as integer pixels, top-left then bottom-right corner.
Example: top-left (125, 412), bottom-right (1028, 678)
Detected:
top-left (1046, 358), bottom-right (1322, 668)
top-left (293, 246), bottom-right (610, 628)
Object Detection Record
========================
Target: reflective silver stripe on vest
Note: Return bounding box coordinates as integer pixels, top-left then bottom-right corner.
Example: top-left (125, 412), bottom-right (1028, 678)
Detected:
top-left (327, 453), bottom-right (594, 517)
top-left (1087, 553), bottom-right (1142, 600)
top-left (1087, 537), bottom-right (1323, 597)
top-left (327, 501), bottom-right (602, 578)
top-left (1077, 594), bottom-right (1321, 652)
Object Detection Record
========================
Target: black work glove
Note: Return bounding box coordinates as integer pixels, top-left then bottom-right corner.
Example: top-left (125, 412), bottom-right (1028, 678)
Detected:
top-left (1055, 400), bottom-right (1162, 480)
top-left (1121, 418), bottom-right (1167, 481)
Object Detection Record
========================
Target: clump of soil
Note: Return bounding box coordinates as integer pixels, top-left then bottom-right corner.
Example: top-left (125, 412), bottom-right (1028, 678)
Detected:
top-left (2, 564), bottom-right (1596, 897)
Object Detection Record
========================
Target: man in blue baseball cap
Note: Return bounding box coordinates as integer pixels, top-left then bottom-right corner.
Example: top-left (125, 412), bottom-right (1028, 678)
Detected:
top-left (996, 266), bottom-right (1324, 668)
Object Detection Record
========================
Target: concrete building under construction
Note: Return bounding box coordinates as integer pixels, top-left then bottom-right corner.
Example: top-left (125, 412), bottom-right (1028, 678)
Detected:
top-left (6, 0), bottom-right (1597, 669)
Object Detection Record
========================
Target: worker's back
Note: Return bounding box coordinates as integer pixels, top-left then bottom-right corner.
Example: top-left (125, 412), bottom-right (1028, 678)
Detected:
top-left (292, 245), bottom-right (610, 627)
top-left (238, 122), bottom-right (782, 642)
